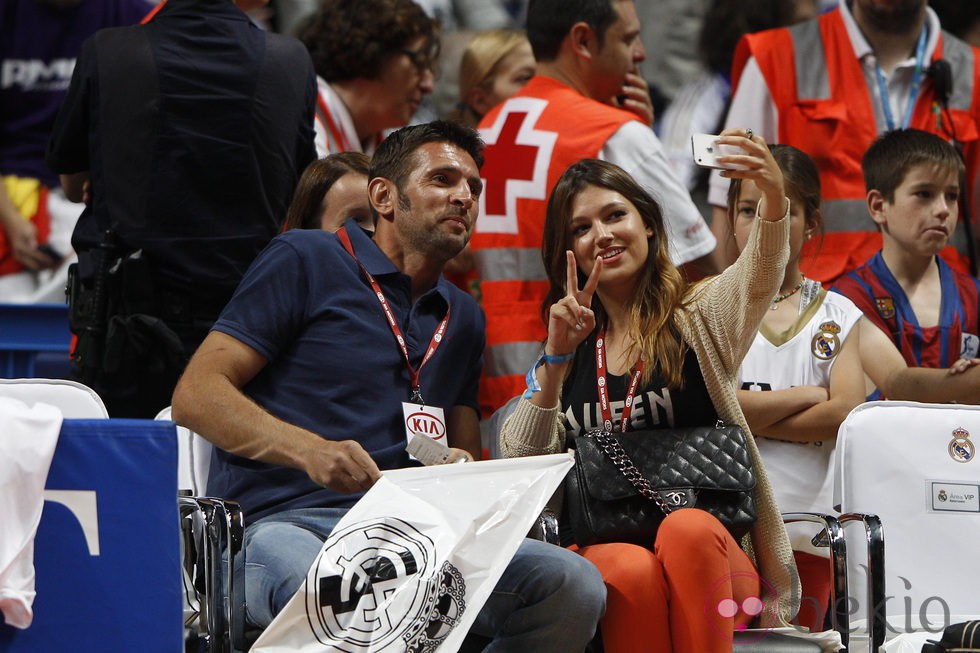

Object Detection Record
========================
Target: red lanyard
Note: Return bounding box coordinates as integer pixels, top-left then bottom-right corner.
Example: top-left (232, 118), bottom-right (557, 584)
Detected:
top-left (141, 0), bottom-right (166, 22)
top-left (595, 326), bottom-right (644, 433)
top-left (337, 227), bottom-right (449, 404)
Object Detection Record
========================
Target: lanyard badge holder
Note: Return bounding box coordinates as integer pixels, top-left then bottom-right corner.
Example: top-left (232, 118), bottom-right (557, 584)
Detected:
top-left (337, 226), bottom-right (457, 465)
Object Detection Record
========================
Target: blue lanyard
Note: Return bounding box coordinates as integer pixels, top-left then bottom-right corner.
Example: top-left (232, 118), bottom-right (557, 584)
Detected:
top-left (875, 27), bottom-right (928, 131)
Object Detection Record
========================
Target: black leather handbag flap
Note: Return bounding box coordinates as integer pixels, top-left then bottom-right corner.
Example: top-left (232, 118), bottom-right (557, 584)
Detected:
top-left (574, 425), bottom-right (757, 501)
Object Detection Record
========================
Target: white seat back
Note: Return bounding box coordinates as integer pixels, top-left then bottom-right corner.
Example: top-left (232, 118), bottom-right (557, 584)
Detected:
top-left (155, 406), bottom-right (211, 495)
top-left (835, 401), bottom-right (980, 639)
top-left (0, 378), bottom-right (108, 418)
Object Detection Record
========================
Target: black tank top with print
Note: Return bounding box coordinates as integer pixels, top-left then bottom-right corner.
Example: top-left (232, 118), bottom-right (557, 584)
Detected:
top-left (559, 333), bottom-right (719, 439)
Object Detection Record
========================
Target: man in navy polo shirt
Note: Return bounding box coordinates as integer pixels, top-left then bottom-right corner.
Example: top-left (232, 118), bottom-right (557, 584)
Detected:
top-left (172, 121), bottom-right (605, 650)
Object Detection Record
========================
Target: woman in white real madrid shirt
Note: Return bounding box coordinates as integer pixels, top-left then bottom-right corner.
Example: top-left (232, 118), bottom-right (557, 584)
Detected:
top-left (728, 144), bottom-right (866, 632)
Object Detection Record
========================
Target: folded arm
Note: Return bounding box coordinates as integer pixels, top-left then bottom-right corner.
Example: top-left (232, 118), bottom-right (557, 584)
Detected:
top-left (743, 328), bottom-right (866, 441)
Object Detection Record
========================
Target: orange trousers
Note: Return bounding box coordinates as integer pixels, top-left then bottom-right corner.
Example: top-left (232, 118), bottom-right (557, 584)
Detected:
top-left (793, 551), bottom-right (831, 633)
top-left (575, 509), bottom-right (761, 653)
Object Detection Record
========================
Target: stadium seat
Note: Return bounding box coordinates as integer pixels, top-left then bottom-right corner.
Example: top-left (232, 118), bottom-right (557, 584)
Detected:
top-left (0, 303), bottom-right (71, 379)
top-left (836, 401), bottom-right (980, 652)
top-left (0, 377), bottom-right (107, 418)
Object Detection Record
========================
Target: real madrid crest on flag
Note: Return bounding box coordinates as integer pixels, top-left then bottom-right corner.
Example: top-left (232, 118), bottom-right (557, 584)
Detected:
top-left (811, 320), bottom-right (842, 360)
top-left (251, 454), bottom-right (573, 653)
top-left (874, 296), bottom-right (895, 320)
top-left (948, 427), bottom-right (975, 463)
top-left (305, 518), bottom-right (466, 652)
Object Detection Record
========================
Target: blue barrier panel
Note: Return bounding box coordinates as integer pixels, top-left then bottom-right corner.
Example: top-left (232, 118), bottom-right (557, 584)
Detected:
top-left (0, 419), bottom-right (181, 652)
top-left (0, 303), bottom-right (71, 378)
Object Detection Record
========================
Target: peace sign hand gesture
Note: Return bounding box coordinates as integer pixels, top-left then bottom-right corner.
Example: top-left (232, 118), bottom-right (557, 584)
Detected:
top-left (546, 251), bottom-right (602, 357)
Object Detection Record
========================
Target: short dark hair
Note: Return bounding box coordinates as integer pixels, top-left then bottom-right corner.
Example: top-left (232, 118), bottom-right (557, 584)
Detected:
top-left (526, 0), bottom-right (619, 62)
top-left (283, 152), bottom-right (371, 231)
top-left (370, 121), bottom-right (484, 194)
top-left (862, 128), bottom-right (965, 201)
top-left (300, 0), bottom-right (440, 82)
top-left (700, 0), bottom-right (805, 75)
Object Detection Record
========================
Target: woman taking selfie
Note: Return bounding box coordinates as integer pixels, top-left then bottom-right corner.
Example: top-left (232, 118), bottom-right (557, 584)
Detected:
top-left (499, 128), bottom-right (799, 653)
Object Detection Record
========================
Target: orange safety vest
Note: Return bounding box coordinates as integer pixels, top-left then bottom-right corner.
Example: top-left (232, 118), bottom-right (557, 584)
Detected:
top-left (472, 75), bottom-right (636, 416)
top-left (732, 8), bottom-right (980, 283)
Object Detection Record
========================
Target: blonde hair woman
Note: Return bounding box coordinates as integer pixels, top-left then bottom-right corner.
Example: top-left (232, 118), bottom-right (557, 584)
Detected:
top-left (452, 29), bottom-right (535, 128)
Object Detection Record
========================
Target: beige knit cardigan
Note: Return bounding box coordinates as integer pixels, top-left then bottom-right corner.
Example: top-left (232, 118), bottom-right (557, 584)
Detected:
top-left (499, 208), bottom-right (801, 628)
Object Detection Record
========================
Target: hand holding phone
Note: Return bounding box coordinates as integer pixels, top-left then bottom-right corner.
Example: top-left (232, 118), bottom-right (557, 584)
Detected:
top-left (691, 133), bottom-right (749, 170)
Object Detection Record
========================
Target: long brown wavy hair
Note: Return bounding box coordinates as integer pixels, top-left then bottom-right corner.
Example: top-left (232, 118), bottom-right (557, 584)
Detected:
top-left (541, 159), bottom-right (690, 388)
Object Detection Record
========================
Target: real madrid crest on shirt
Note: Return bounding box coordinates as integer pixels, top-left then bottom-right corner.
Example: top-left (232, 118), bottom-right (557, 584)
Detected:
top-left (948, 427), bottom-right (975, 463)
top-left (874, 296), bottom-right (895, 320)
top-left (810, 321), bottom-right (842, 360)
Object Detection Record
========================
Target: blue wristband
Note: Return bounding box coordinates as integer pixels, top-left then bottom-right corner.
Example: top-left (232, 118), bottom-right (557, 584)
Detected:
top-left (522, 351), bottom-right (575, 399)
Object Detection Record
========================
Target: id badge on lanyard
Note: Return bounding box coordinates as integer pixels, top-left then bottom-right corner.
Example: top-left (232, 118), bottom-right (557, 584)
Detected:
top-left (402, 403), bottom-right (456, 464)
top-left (336, 226), bottom-right (456, 464)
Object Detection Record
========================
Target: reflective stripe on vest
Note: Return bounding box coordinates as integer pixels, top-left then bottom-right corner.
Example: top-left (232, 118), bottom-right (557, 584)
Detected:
top-left (790, 20), bottom-right (830, 101)
top-left (474, 247), bottom-right (547, 283)
top-left (944, 36), bottom-right (976, 111)
top-left (790, 19), bottom-right (975, 111)
top-left (821, 199), bottom-right (876, 233)
top-left (485, 340), bottom-right (545, 380)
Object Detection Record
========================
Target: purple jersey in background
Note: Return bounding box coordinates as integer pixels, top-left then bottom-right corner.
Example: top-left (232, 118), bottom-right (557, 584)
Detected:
top-left (0, 0), bottom-right (151, 186)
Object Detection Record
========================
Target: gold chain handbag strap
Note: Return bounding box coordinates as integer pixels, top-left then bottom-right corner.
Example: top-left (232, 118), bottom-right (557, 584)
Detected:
top-left (591, 430), bottom-right (675, 516)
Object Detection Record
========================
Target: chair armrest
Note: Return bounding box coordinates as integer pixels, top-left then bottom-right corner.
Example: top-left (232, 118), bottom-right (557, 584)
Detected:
top-left (837, 513), bottom-right (885, 653)
top-left (179, 495), bottom-right (246, 653)
top-left (781, 512), bottom-right (849, 647)
top-left (527, 507), bottom-right (560, 545)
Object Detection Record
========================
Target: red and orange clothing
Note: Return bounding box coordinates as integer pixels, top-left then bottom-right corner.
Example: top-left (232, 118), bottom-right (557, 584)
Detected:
top-left (500, 212), bottom-right (799, 651)
top-left (709, 1), bottom-right (980, 283)
top-left (832, 252), bottom-right (980, 369)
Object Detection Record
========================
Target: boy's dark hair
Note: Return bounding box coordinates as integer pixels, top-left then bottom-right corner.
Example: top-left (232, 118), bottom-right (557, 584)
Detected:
top-left (862, 128), bottom-right (965, 201)
top-left (526, 0), bottom-right (619, 62)
top-left (370, 120), bottom-right (484, 197)
top-left (300, 0), bottom-right (440, 82)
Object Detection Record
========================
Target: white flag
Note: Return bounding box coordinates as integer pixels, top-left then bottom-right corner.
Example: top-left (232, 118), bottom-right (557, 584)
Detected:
top-left (0, 398), bottom-right (62, 629)
top-left (251, 453), bottom-right (573, 653)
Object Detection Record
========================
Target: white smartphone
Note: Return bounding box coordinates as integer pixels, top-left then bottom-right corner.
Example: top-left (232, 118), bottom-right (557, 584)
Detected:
top-left (691, 133), bottom-right (748, 170)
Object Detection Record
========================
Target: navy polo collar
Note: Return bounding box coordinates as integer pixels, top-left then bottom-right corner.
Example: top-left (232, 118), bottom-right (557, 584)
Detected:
top-left (340, 219), bottom-right (452, 307)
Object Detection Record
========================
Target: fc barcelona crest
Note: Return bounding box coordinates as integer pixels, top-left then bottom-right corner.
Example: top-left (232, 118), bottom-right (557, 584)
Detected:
top-left (874, 296), bottom-right (895, 320)
top-left (948, 428), bottom-right (975, 463)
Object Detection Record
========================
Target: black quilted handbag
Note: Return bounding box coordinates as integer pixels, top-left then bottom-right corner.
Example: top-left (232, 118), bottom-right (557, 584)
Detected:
top-left (564, 423), bottom-right (757, 547)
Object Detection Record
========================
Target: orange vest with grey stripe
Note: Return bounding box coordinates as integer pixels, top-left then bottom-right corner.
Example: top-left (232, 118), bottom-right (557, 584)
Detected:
top-left (732, 8), bottom-right (980, 283)
top-left (472, 75), bottom-right (637, 417)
